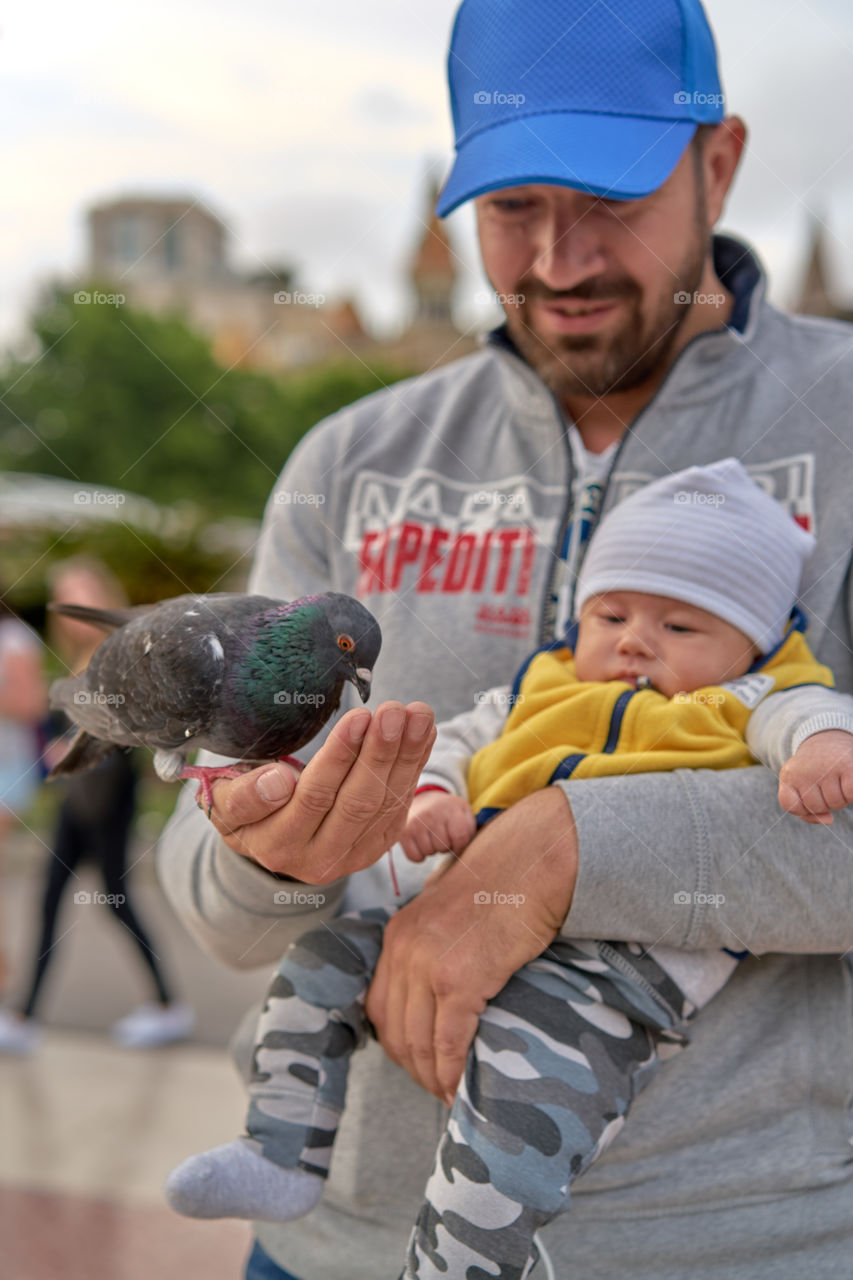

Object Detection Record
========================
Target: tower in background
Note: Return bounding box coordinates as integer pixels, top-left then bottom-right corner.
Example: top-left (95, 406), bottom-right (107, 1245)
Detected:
top-left (410, 178), bottom-right (456, 325)
top-left (793, 216), bottom-right (853, 324)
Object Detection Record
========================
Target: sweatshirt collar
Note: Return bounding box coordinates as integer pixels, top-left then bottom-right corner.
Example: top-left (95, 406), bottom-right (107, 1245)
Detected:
top-left (719, 234), bottom-right (763, 336)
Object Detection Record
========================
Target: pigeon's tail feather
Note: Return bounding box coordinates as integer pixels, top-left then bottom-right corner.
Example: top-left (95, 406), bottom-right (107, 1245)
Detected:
top-left (48, 601), bottom-right (136, 631)
top-left (48, 729), bottom-right (122, 778)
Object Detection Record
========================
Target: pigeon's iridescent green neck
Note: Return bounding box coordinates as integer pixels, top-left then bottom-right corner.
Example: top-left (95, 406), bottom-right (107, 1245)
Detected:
top-left (230, 602), bottom-right (340, 719)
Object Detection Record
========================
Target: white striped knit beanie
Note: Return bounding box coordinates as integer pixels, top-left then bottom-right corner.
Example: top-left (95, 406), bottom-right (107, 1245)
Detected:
top-left (575, 458), bottom-right (815, 653)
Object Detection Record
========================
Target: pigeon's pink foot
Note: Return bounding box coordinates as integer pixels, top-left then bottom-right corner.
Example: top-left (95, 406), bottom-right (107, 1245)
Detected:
top-left (180, 764), bottom-right (255, 816)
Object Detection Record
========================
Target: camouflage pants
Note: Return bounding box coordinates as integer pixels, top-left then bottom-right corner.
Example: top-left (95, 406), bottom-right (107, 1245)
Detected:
top-left (244, 909), bottom-right (692, 1280)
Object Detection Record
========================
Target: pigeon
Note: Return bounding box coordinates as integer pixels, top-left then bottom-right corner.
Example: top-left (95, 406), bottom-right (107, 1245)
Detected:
top-left (48, 591), bottom-right (382, 805)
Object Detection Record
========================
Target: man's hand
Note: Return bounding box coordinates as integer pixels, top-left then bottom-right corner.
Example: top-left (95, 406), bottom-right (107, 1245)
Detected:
top-left (203, 701), bottom-right (436, 882)
top-left (400, 789), bottom-right (477, 863)
top-left (778, 728), bottom-right (853, 825)
top-left (366, 786), bottom-right (577, 1103)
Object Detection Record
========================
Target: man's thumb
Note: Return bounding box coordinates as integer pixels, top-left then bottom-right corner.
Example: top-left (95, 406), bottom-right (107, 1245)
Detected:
top-left (256, 766), bottom-right (297, 804)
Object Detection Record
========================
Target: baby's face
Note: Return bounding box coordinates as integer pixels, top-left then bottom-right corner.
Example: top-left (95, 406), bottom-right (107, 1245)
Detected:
top-left (574, 591), bottom-right (758, 699)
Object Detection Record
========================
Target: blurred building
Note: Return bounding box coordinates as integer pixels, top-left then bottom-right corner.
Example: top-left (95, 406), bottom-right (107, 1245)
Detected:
top-left (89, 198), bottom-right (229, 285)
top-left (84, 183), bottom-right (480, 374)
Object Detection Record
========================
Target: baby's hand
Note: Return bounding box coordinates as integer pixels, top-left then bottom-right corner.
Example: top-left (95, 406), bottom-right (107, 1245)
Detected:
top-left (400, 789), bottom-right (477, 862)
top-left (778, 729), bottom-right (853, 825)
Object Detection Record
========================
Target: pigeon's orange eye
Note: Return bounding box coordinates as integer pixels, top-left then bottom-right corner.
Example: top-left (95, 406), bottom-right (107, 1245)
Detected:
top-left (337, 633), bottom-right (355, 651)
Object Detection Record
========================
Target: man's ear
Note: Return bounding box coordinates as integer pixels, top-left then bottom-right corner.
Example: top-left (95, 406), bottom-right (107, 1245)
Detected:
top-left (702, 117), bottom-right (747, 228)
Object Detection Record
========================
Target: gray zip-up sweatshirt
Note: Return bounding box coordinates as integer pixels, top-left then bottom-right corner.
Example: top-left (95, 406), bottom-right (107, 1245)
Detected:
top-left (158, 235), bottom-right (853, 1279)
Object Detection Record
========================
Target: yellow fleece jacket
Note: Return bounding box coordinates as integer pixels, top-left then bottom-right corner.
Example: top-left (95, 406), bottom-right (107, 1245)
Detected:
top-left (467, 630), bottom-right (834, 818)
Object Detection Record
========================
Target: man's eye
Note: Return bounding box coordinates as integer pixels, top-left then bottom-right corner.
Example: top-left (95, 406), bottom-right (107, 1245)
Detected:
top-left (489, 198), bottom-right (533, 214)
top-left (595, 196), bottom-right (637, 216)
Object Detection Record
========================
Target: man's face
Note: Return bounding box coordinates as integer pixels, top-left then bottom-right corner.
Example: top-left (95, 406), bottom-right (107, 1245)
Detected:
top-left (573, 591), bottom-right (758, 699)
top-left (474, 142), bottom-right (710, 400)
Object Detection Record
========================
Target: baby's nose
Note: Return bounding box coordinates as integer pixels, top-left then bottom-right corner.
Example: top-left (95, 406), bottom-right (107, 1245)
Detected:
top-left (616, 626), bottom-right (654, 655)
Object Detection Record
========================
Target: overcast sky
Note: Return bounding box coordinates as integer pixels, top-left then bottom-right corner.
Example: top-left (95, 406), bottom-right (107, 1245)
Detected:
top-left (2, 0), bottom-right (852, 348)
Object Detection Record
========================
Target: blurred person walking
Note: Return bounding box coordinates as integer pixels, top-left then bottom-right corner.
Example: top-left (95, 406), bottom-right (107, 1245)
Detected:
top-left (0, 557), bottom-right (193, 1054)
top-left (0, 590), bottom-right (47, 1009)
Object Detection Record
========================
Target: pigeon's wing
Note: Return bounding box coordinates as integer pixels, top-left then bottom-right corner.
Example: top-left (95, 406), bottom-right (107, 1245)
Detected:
top-left (50, 672), bottom-right (137, 743)
top-left (49, 596), bottom-right (231, 753)
top-left (49, 592), bottom-right (269, 634)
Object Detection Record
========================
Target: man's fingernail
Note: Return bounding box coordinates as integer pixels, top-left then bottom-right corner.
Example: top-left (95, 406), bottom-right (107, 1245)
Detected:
top-left (380, 707), bottom-right (405, 740)
top-left (349, 711), bottom-right (370, 743)
top-left (257, 769), bottom-right (290, 803)
top-left (409, 712), bottom-right (433, 741)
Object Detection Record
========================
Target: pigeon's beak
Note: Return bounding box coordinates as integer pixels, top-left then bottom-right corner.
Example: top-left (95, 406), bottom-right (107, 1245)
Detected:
top-left (352, 668), bottom-right (372, 703)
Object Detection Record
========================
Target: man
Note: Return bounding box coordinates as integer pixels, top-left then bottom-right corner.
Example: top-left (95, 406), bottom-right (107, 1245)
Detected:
top-left (158, 1), bottom-right (853, 1276)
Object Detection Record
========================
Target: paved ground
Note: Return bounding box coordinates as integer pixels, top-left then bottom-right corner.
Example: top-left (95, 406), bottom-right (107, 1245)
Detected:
top-left (0, 818), bottom-right (275, 1280)
top-left (2, 823), bottom-right (270, 1046)
top-left (0, 1031), bottom-right (257, 1280)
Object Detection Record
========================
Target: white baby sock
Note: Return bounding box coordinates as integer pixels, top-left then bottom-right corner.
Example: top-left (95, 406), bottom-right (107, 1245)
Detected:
top-left (164, 1136), bottom-right (324, 1222)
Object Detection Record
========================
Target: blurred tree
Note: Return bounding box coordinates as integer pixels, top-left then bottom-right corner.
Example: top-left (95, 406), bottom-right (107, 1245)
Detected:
top-left (1, 521), bottom-right (251, 634)
top-left (0, 287), bottom-right (411, 520)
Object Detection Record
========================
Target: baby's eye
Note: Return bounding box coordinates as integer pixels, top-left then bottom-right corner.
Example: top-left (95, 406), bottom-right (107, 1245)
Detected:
top-left (665, 623), bottom-right (694, 634)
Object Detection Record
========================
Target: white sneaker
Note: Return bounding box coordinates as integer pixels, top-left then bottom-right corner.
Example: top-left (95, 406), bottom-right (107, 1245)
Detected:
top-left (0, 1009), bottom-right (41, 1055)
top-left (110, 1002), bottom-right (195, 1048)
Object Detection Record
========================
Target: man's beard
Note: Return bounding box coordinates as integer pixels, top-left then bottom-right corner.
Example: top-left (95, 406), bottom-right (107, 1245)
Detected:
top-left (500, 223), bottom-right (709, 402)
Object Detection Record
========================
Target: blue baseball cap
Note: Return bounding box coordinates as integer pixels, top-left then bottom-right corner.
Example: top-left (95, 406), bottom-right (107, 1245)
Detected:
top-left (437, 0), bottom-right (725, 217)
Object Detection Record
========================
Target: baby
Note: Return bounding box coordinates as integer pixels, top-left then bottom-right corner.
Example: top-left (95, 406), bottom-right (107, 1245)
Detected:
top-left (166, 458), bottom-right (853, 1280)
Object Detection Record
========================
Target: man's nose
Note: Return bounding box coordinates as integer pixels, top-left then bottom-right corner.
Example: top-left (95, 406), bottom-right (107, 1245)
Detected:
top-left (531, 210), bottom-right (607, 291)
